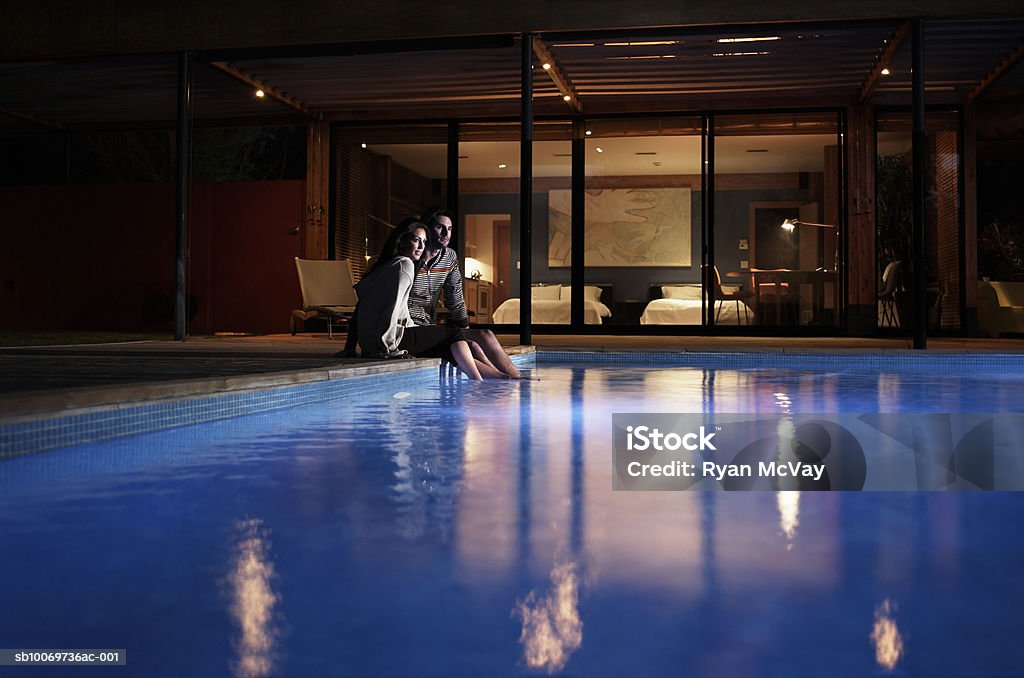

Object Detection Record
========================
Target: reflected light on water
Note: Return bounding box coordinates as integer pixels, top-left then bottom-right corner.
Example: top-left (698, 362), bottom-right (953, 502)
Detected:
top-left (777, 491), bottom-right (800, 544)
top-left (230, 519), bottom-right (279, 678)
top-left (870, 599), bottom-right (904, 671)
top-left (514, 560), bottom-right (583, 674)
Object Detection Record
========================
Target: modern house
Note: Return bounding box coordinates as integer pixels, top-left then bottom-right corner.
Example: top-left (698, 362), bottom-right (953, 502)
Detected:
top-left (2, 2), bottom-right (1022, 344)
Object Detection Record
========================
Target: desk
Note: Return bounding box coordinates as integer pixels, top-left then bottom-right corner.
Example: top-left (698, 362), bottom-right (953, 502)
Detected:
top-left (728, 269), bottom-right (837, 325)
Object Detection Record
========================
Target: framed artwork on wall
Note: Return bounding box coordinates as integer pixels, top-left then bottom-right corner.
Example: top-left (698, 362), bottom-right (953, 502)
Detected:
top-left (548, 187), bottom-right (692, 267)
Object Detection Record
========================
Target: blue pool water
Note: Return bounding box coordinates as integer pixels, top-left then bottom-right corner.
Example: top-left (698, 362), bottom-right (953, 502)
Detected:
top-left (2, 354), bottom-right (1024, 676)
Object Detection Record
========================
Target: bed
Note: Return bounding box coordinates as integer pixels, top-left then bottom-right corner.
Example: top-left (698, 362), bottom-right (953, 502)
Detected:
top-left (491, 284), bottom-right (613, 324)
top-left (640, 284), bottom-right (754, 325)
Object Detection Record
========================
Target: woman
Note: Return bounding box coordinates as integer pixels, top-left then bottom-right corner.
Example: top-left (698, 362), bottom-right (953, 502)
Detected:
top-left (355, 219), bottom-right (506, 380)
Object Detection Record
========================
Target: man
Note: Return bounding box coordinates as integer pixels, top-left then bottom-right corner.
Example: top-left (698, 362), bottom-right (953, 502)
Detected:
top-left (412, 209), bottom-right (522, 379)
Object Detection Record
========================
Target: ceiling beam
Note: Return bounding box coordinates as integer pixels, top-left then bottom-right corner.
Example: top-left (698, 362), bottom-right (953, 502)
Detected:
top-left (0, 104), bottom-right (65, 131)
top-left (532, 37), bottom-right (582, 113)
top-left (859, 21), bottom-right (910, 102)
top-left (208, 61), bottom-right (311, 116)
top-left (966, 40), bottom-right (1024, 102)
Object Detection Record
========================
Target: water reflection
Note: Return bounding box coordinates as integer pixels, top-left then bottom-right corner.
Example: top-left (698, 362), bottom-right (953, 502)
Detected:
top-left (228, 519), bottom-right (279, 678)
top-left (777, 491), bottom-right (800, 544)
top-left (385, 396), bottom-right (467, 541)
top-left (515, 559), bottom-right (583, 674)
top-left (870, 599), bottom-right (904, 671)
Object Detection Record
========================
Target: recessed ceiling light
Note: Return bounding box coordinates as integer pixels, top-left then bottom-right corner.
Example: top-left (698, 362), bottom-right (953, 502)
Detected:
top-left (361, 143), bottom-right (367, 149)
top-left (255, 89), bottom-right (265, 98)
top-left (585, 129), bottom-right (592, 136)
top-left (881, 67), bottom-right (891, 76)
top-left (498, 163), bottom-right (507, 169)
top-left (595, 147), bottom-right (604, 153)
top-left (563, 95), bottom-right (571, 102)
top-left (542, 63), bottom-right (552, 70)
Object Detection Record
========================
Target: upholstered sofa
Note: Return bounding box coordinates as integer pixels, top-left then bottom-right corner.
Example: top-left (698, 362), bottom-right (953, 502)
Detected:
top-left (977, 281), bottom-right (1024, 337)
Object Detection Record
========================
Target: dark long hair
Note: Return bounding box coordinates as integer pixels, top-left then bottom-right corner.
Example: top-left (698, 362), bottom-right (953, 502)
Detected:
top-left (367, 217), bottom-right (428, 274)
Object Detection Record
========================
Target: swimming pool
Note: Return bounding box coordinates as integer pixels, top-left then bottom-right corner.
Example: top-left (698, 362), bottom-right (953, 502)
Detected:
top-left (1, 353), bottom-right (1023, 676)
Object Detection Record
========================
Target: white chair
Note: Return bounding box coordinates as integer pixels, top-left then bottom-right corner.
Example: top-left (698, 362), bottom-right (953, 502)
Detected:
top-left (291, 257), bottom-right (358, 338)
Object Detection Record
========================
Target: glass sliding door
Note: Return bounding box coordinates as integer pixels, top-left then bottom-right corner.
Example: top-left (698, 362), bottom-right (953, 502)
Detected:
top-left (459, 122), bottom-right (520, 327)
top-left (713, 112), bottom-right (842, 329)
top-left (333, 125), bottom-right (447, 279)
top-left (582, 117), bottom-right (704, 328)
top-left (876, 111), bottom-right (961, 333)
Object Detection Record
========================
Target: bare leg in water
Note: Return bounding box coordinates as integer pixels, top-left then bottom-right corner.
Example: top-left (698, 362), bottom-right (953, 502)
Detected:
top-left (463, 329), bottom-right (522, 378)
top-left (450, 341), bottom-right (508, 380)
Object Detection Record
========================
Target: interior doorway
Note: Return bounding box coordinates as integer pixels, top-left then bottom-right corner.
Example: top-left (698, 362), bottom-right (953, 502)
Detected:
top-left (464, 214), bottom-right (512, 307)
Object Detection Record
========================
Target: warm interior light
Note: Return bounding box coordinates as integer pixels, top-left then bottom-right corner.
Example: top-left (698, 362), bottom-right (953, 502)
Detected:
top-left (360, 143), bottom-right (367, 149)
top-left (712, 51), bottom-right (770, 57)
top-left (542, 62), bottom-right (552, 70)
top-left (585, 129), bottom-right (592, 136)
top-left (563, 94), bottom-right (571, 101)
top-left (717, 36), bottom-right (780, 43)
top-left (498, 163), bottom-right (507, 169)
top-left (255, 89), bottom-right (265, 98)
top-left (881, 67), bottom-right (891, 76)
top-left (595, 147), bottom-right (604, 153)
top-left (781, 219), bottom-right (797, 232)
top-left (607, 54), bottom-right (677, 60)
top-left (604, 40), bottom-right (680, 46)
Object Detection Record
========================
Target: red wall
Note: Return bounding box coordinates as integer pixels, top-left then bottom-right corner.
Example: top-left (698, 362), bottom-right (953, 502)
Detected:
top-left (0, 181), bottom-right (304, 334)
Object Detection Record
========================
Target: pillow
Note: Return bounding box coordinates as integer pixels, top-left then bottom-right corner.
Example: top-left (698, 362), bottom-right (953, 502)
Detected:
top-left (531, 284), bottom-right (561, 301)
top-left (662, 284), bottom-right (703, 300)
top-left (559, 285), bottom-right (603, 303)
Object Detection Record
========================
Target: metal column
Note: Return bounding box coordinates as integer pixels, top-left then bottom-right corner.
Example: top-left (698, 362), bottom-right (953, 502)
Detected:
top-left (175, 51), bottom-right (193, 341)
top-left (519, 34), bottom-right (533, 345)
top-left (911, 19), bottom-right (927, 349)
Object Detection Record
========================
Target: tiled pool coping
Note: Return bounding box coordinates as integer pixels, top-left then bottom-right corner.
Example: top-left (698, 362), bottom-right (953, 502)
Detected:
top-left (3, 348), bottom-right (1024, 459)
top-left (0, 355), bottom-right (534, 459)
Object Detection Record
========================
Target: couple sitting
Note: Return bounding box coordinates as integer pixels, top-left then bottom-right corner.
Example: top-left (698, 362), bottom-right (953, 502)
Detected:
top-left (346, 210), bottom-right (522, 381)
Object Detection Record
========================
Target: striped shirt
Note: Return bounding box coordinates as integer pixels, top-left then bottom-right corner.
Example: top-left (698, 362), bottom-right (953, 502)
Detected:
top-left (408, 247), bottom-right (468, 327)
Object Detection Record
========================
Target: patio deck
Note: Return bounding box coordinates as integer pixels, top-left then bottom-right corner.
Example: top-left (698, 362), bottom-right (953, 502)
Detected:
top-left (1, 332), bottom-right (1022, 421)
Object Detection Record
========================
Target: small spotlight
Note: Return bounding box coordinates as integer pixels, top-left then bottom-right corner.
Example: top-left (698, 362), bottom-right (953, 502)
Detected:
top-left (361, 143), bottom-right (367, 149)
top-left (595, 147), bottom-right (603, 153)
top-left (585, 129), bottom-right (592, 136)
top-left (255, 89), bottom-right (265, 98)
top-left (881, 67), bottom-right (891, 76)
top-left (563, 94), bottom-right (571, 102)
top-left (498, 163), bottom-right (507, 169)
top-left (543, 63), bottom-right (552, 70)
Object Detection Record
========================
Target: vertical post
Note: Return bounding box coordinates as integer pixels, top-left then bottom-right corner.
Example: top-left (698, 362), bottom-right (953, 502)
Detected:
top-left (304, 117), bottom-right (330, 259)
top-left (519, 34), bottom-right (533, 345)
top-left (911, 18), bottom-right (927, 349)
top-left (704, 113), bottom-right (715, 327)
top-left (64, 131), bottom-right (72, 184)
top-left (447, 121), bottom-right (461, 255)
top-left (570, 118), bottom-right (585, 328)
top-left (175, 51), bottom-right (193, 341)
top-left (447, 122), bottom-right (459, 216)
top-left (962, 104), bottom-right (977, 334)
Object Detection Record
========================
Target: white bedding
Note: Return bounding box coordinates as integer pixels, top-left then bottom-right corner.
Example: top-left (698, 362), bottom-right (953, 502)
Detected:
top-left (492, 298), bottom-right (611, 324)
top-left (641, 298), bottom-right (753, 325)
